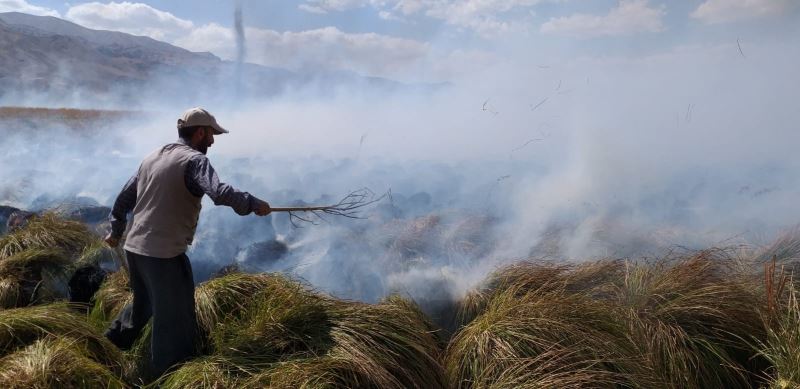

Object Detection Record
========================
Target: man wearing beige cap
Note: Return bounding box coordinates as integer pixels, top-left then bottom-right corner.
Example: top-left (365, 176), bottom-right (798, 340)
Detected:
top-left (103, 107), bottom-right (270, 379)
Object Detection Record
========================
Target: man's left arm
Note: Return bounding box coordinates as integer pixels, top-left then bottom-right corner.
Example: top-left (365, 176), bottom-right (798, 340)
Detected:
top-left (187, 156), bottom-right (270, 216)
top-left (105, 173), bottom-right (138, 247)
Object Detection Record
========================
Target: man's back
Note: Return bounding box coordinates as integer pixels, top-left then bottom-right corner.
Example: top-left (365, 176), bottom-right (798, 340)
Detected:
top-left (125, 143), bottom-right (203, 258)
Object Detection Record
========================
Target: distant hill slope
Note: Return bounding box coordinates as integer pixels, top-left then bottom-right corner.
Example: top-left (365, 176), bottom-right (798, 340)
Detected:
top-left (0, 12), bottom-right (404, 107)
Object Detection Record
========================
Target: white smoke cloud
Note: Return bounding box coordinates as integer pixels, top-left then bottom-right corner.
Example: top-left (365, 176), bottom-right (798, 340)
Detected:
top-left (4, 0), bottom-right (800, 306)
top-left (0, 0), bottom-right (58, 17)
top-left (540, 0), bottom-right (666, 37)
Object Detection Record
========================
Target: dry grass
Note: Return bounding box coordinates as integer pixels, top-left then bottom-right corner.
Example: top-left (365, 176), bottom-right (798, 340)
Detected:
top-left (0, 336), bottom-right (125, 389)
top-left (4, 212), bottom-right (800, 388)
top-left (0, 303), bottom-right (124, 371)
top-left (613, 251), bottom-right (765, 388)
top-left (89, 270), bottom-right (131, 326)
top-left (0, 106), bottom-right (134, 131)
top-left (446, 274), bottom-right (628, 389)
top-left (757, 279), bottom-right (800, 388)
top-left (322, 296), bottom-right (446, 389)
top-left (243, 357), bottom-right (373, 388)
top-left (153, 356), bottom-right (248, 389)
top-left (0, 213), bottom-right (98, 259)
top-left (153, 272), bottom-right (447, 388)
top-left (447, 250), bottom-right (767, 388)
top-left (0, 248), bottom-right (72, 308)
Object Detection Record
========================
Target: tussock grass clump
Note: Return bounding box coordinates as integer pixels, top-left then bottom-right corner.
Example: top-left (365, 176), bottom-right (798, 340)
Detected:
top-left (0, 213), bottom-right (98, 259)
top-left (322, 296), bottom-right (446, 389)
top-left (446, 276), bottom-right (628, 389)
top-left (449, 251), bottom-right (767, 388)
top-left (154, 356), bottom-right (249, 389)
top-left (209, 274), bottom-right (333, 360)
top-left (614, 251), bottom-right (766, 387)
top-left (243, 357), bottom-right (371, 388)
top-left (0, 336), bottom-right (125, 389)
top-left (456, 260), bottom-right (623, 326)
top-left (758, 281), bottom-right (800, 388)
top-left (0, 249), bottom-right (72, 308)
top-left (0, 303), bottom-right (123, 368)
top-left (89, 270), bottom-right (131, 325)
top-left (200, 273), bottom-right (445, 389)
top-left (195, 272), bottom-right (300, 338)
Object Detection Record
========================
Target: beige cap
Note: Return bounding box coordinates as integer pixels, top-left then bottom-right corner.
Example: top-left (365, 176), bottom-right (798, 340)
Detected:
top-left (177, 107), bottom-right (229, 135)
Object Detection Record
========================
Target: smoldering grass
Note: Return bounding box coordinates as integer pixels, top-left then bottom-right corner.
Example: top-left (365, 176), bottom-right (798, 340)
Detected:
top-left (0, 336), bottom-right (125, 389)
top-left (0, 213), bottom-right (98, 259)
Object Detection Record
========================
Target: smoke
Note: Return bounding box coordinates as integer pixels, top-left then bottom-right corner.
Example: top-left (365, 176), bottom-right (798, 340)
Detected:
top-left (234, 0), bottom-right (246, 101)
top-left (1, 7), bottom-right (799, 314)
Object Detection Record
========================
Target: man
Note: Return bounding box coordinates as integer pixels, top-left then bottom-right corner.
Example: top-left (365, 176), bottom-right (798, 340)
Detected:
top-left (104, 107), bottom-right (270, 378)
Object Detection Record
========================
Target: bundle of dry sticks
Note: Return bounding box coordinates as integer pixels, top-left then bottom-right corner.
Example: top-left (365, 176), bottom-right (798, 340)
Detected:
top-left (270, 188), bottom-right (386, 227)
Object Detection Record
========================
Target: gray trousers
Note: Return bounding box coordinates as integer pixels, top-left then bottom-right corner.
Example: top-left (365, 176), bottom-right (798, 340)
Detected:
top-left (105, 250), bottom-right (198, 379)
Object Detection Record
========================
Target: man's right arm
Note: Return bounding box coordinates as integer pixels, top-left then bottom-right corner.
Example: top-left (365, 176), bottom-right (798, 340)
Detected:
top-left (107, 173), bottom-right (138, 243)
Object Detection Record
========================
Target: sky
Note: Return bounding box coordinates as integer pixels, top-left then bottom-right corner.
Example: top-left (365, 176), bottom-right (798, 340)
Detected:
top-left (0, 0), bottom-right (798, 82)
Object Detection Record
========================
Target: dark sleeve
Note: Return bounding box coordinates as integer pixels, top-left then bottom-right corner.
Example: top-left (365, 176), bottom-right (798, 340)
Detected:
top-left (109, 173), bottom-right (138, 238)
top-left (185, 155), bottom-right (262, 216)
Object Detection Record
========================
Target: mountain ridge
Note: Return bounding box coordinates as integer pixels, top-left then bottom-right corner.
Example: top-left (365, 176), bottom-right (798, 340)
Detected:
top-left (0, 12), bottom-right (410, 107)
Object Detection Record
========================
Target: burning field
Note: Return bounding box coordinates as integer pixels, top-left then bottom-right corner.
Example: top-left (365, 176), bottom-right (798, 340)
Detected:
top-left (0, 92), bottom-right (799, 387)
top-left (0, 209), bottom-right (799, 388)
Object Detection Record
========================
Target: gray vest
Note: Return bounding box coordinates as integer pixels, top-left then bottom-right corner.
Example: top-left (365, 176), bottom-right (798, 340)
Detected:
top-left (124, 143), bottom-right (203, 258)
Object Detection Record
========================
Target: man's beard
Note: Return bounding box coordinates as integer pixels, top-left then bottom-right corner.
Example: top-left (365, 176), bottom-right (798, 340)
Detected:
top-left (196, 132), bottom-right (211, 154)
top-left (196, 142), bottom-right (208, 155)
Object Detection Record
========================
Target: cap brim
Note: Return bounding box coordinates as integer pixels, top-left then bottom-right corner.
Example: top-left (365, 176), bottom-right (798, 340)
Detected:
top-left (211, 123), bottom-right (229, 135)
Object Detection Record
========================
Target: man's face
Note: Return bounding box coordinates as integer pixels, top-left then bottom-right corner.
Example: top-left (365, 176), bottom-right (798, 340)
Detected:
top-left (196, 127), bottom-right (215, 155)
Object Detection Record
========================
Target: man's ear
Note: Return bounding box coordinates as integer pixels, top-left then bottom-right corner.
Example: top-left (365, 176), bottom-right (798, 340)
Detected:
top-left (191, 127), bottom-right (206, 143)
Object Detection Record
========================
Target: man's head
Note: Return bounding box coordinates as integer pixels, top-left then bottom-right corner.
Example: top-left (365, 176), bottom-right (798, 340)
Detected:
top-left (177, 107), bottom-right (228, 154)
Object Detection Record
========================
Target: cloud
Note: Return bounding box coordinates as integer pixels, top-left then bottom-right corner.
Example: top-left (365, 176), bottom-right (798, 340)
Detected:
top-left (300, 0), bottom-right (547, 35)
top-left (297, 4), bottom-right (328, 14)
top-left (396, 0), bottom-right (551, 35)
top-left (299, 0), bottom-right (387, 13)
top-left (540, 0), bottom-right (665, 37)
top-left (691, 0), bottom-right (796, 24)
top-left (0, 0), bottom-right (59, 17)
top-left (65, 1), bottom-right (194, 41)
top-left (175, 24), bottom-right (430, 78)
top-left (40, 1), bottom-right (431, 79)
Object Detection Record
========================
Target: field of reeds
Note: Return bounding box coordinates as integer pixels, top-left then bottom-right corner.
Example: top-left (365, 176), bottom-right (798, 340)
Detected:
top-left (0, 106), bottom-right (137, 134)
top-left (0, 213), bottom-right (798, 388)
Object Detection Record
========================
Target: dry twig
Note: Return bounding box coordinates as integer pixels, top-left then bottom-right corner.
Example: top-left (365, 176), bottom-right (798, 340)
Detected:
top-left (271, 188), bottom-right (386, 227)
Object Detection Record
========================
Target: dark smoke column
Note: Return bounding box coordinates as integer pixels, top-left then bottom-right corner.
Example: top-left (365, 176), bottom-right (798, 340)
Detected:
top-left (234, 0), bottom-right (246, 101)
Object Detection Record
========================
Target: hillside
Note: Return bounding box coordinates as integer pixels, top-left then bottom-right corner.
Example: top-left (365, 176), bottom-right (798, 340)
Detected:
top-left (0, 12), bottom-right (402, 106)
